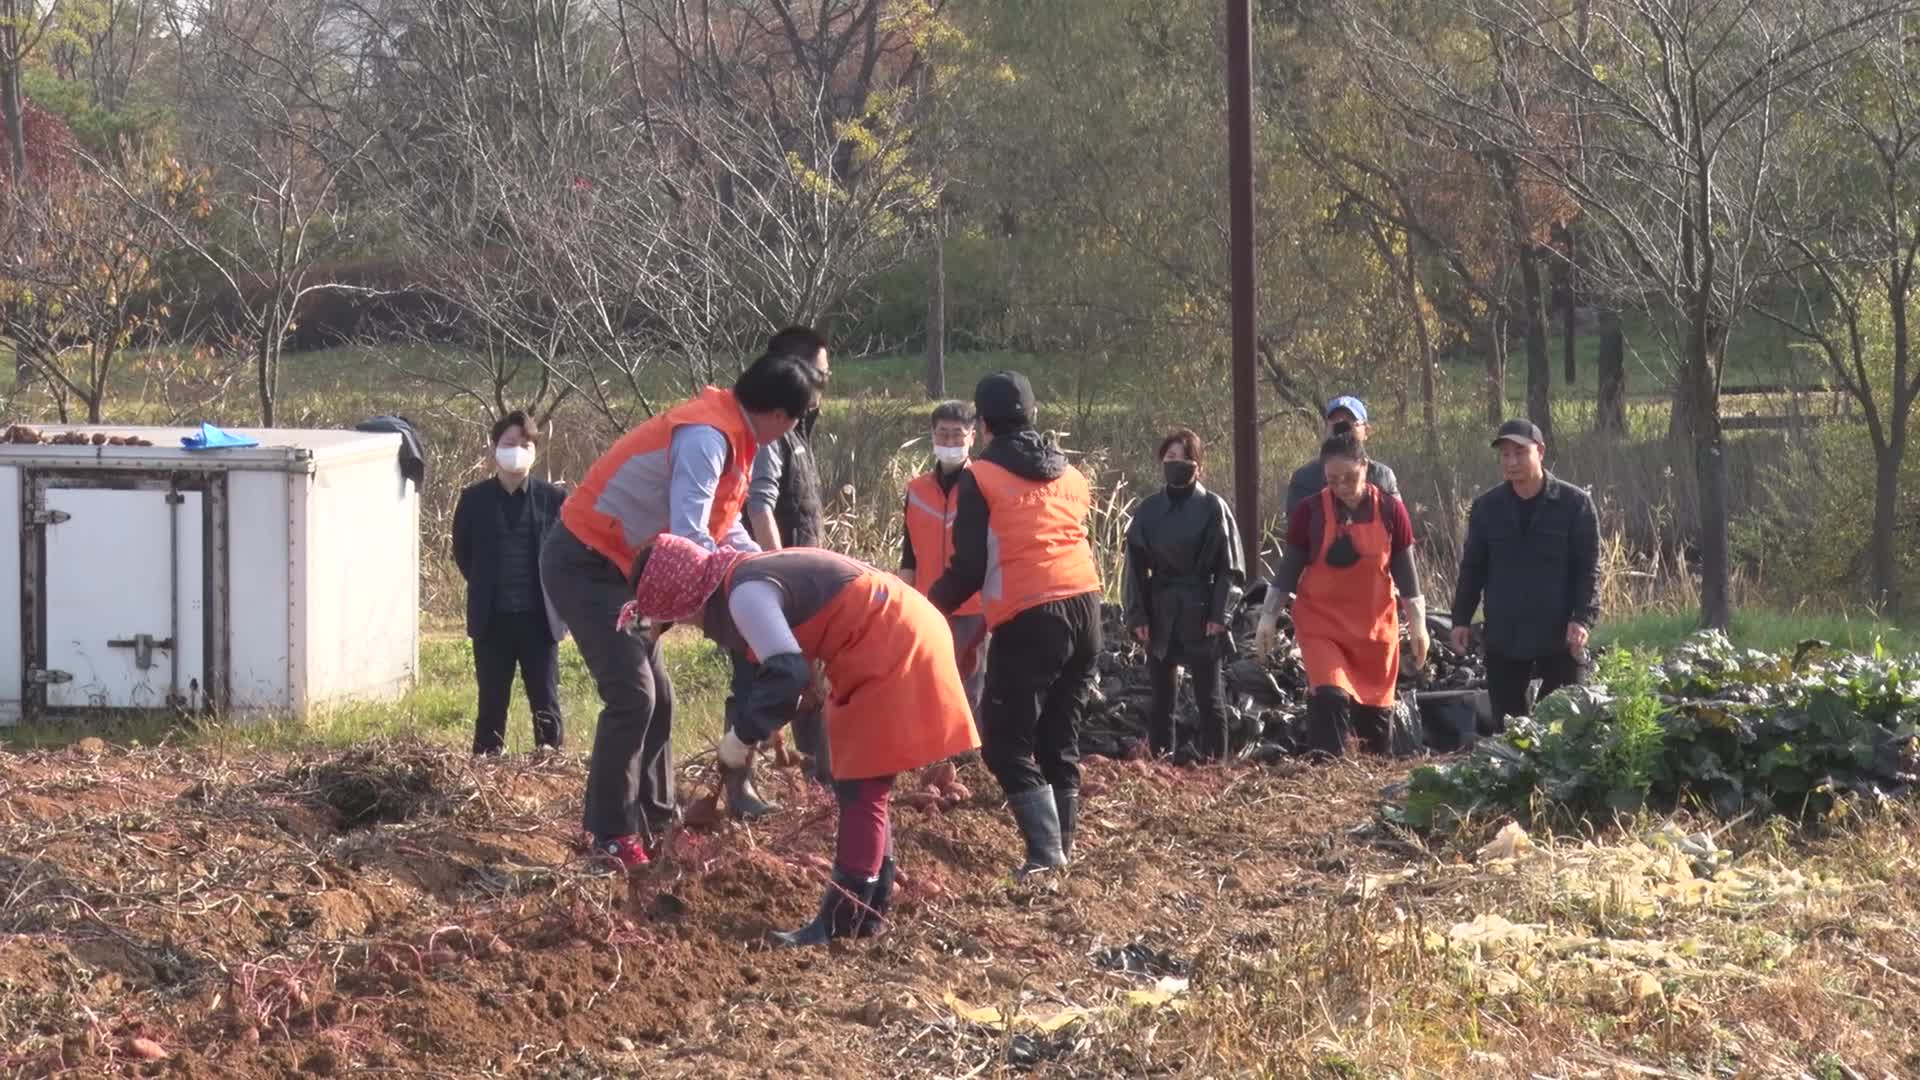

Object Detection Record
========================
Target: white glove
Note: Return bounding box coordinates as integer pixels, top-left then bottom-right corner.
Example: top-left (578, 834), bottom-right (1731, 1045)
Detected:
top-left (717, 729), bottom-right (753, 770)
top-left (1405, 597), bottom-right (1431, 670)
top-left (1253, 616), bottom-right (1279, 659)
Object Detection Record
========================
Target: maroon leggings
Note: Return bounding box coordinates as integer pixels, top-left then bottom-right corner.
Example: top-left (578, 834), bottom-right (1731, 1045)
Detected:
top-left (834, 776), bottom-right (895, 877)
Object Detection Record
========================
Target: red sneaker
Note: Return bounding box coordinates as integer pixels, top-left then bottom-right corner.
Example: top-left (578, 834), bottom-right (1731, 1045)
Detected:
top-left (594, 835), bottom-right (650, 873)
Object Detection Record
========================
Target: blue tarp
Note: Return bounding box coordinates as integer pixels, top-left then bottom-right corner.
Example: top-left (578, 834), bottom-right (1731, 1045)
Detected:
top-left (181, 423), bottom-right (260, 450)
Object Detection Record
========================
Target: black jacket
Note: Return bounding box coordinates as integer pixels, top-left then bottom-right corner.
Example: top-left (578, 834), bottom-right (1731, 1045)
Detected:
top-left (929, 428), bottom-right (1093, 615)
top-left (355, 415), bottom-right (428, 487)
top-left (1450, 472), bottom-right (1601, 660)
top-left (773, 428), bottom-right (824, 547)
top-left (1123, 484), bottom-right (1245, 661)
top-left (452, 476), bottom-right (567, 641)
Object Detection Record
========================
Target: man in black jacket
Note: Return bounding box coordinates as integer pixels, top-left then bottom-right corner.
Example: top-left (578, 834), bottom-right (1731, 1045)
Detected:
top-left (1450, 419), bottom-right (1602, 723)
top-left (1284, 395), bottom-right (1399, 518)
top-left (746, 326), bottom-right (831, 551)
top-left (452, 410), bottom-right (568, 754)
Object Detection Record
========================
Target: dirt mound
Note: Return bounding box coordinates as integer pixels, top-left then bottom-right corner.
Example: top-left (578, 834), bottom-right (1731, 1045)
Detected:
top-left (280, 742), bottom-right (470, 827)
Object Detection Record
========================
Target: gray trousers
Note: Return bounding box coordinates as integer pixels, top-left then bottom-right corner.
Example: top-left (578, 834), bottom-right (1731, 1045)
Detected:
top-left (949, 613), bottom-right (989, 724)
top-left (541, 527), bottom-right (676, 842)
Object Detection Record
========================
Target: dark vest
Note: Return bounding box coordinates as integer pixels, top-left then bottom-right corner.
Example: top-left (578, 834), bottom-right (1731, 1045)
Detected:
top-left (773, 429), bottom-right (824, 547)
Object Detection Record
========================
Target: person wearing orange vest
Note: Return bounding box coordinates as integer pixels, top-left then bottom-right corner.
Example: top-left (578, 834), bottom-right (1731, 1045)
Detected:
top-left (541, 352), bottom-right (824, 873)
top-left (898, 399), bottom-right (988, 720)
top-left (927, 371), bottom-right (1103, 877)
top-left (621, 535), bottom-right (981, 945)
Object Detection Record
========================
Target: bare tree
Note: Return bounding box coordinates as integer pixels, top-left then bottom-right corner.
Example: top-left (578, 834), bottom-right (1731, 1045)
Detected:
top-left (0, 152), bottom-right (203, 422)
top-left (111, 0), bottom-right (385, 426)
top-left (1759, 20), bottom-right (1920, 613)
top-left (1351, 0), bottom-right (1914, 629)
top-left (351, 0), bottom-right (940, 433)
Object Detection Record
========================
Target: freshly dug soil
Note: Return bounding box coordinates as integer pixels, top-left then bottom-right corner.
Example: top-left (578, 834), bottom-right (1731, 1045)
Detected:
top-left (0, 739), bottom-right (1416, 1078)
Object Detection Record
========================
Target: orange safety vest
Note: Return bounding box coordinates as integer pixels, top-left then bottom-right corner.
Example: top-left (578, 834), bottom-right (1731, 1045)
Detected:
top-left (970, 458), bottom-right (1102, 630)
top-left (1292, 485), bottom-right (1400, 708)
top-left (903, 469), bottom-right (983, 617)
top-left (561, 387), bottom-right (758, 570)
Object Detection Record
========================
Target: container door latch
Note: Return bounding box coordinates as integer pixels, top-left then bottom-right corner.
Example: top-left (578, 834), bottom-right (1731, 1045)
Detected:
top-left (107, 634), bottom-right (174, 671)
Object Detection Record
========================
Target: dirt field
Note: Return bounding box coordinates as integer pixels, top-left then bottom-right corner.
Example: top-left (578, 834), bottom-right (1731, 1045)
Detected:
top-left (3, 739), bottom-right (1918, 1079)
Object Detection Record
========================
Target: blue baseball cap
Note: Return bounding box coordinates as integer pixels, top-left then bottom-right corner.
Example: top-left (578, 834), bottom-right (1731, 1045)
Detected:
top-left (1325, 395), bottom-right (1369, 424)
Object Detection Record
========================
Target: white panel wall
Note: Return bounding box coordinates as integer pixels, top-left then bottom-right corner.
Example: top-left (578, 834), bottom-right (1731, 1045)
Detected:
top-left (301, 454), bottom-right (418, 707)
top-left (0, 467), bottom-right (20, 724)
top-left (227, 471), bottom-right (294, 714)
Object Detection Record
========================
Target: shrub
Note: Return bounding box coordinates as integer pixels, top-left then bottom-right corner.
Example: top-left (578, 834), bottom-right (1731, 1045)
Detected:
top-left (1395, 632), bottom-right (1920, 831)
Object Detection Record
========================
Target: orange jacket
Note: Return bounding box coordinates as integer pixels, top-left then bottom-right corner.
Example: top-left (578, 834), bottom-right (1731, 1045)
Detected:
top-left (560, 388), bottom-right (758, 571)
top-left (970, 458), bottom-right (1102, 629)
top-left (903, 470), bottom-right (983, 617)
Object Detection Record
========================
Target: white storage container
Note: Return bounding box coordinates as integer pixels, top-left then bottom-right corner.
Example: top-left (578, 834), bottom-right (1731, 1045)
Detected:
top-left (0, 426), bottom-right (419, 724)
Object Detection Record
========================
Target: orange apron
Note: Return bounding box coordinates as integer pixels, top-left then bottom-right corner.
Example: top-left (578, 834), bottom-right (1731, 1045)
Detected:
top-left (1292, 486), bottom-right (1399, 708)
top-left (788, 571), bottom-right (982, 780)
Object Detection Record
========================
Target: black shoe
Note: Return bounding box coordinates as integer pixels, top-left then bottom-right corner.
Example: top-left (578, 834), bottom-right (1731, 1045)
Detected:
top-left (1007, 786), bottom-right (1067, 878)
top-left (1053, 787), bottom-right (1078, 859)
top-left (855, 857), bottom-right (896, 939)
top-left (725, 765), bottom-right (778, 820)
top-left (1307, 687), bottom-right (1353, 758)
top-left (772, 868), bottom-right (874, 947)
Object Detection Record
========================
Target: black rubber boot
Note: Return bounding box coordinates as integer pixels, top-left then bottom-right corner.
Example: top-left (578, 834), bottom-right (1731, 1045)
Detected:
top-left (855, 856), bottom-right (896, 939)
top-left (725, 763), bottom-right (778, 820)
top-left (1201, 708), bottom-right (1230, 762)
top-left (1053, 786), bottom-right (1079, 859)
top-left (1307, 687), bottom-right (1353, 758)
top-left (1007, 785), bottom-right (1067, 878)
top-left (772, 867), bottom-right (873, 947)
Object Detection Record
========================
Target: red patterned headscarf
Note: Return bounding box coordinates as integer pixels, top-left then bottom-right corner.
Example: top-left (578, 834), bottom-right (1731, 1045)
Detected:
top-left (618, 534), bottom-right (754, 629)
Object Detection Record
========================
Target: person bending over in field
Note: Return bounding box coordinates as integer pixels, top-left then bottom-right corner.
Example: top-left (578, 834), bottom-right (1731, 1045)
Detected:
top-left (621, 535), bottom-right (980, 946)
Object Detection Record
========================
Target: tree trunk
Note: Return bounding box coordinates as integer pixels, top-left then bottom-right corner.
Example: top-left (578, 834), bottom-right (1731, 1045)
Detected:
top-left (257, 317), bottom-right (277, 427)
top-left (1596, 307), bottom-right (1626, 436)
top-left (1518, 242), bottom-right (1553, 442)
top-left (1686, 312), bottom-right (1731, 630)
top-left (1486, 307), bottom-right (1508, 428)
top-left (1870, 438), bottom-right (1901, 615)
top-left (1560, 226), bottom-right (1578, 385)
top-left (1404, 233), bottom-right (1440, 458)
top-left (925, 212), bottom-right (945, 400)
top-left (0, 52), bottom-right (26, 184)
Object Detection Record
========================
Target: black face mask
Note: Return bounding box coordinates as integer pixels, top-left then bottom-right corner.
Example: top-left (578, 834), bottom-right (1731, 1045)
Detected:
top-left (1324, 531), bottom-right (1362, 569)
top-left (1163, 460), bottom-right (1197, 489)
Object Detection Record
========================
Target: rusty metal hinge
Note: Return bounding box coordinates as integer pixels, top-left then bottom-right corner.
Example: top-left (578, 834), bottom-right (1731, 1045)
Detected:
top-left (27, 668), bottom-right (72, 685)
top-left (26, 508), bottom-right (69, 527)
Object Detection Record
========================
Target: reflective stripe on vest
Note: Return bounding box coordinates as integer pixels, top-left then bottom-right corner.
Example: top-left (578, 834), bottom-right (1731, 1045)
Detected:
top-left (560, 387), bottom-right (758, 570)
top-left (904, 470), bottom-right (981, 617)
top-left (970, 458), bottom-right (1102, 629)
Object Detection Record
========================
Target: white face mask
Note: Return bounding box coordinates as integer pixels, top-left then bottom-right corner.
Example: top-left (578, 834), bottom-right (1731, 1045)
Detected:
top-left (496, 445), bottom-right (536, 474)
top-left (933, 445), bottom-right (970, 469)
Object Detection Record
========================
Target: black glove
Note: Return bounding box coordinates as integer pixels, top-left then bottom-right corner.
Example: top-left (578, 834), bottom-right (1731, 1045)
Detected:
top-left (736, 652), bottom-right (812, 745)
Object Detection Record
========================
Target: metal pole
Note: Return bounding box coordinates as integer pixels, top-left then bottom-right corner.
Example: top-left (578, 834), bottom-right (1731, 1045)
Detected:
top-left (1227, 0), bottom-right (1260, 570)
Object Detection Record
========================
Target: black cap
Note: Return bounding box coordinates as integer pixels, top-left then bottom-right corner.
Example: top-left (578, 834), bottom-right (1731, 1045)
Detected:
top-left (1492, 418), bottom-right (1545, 448)
top-left (974, 371), bottom-right (1035, 427)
